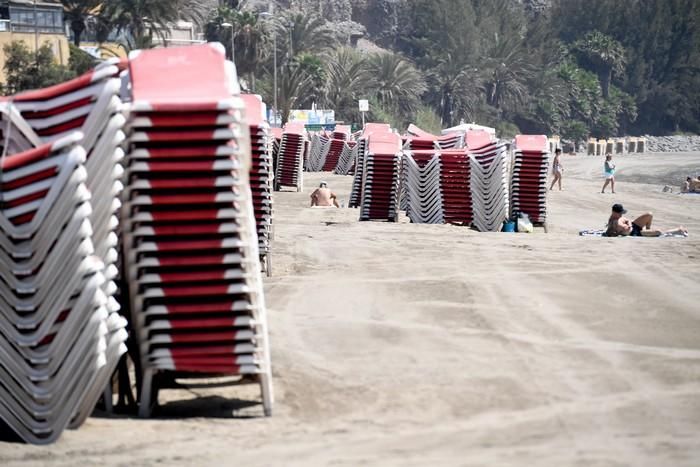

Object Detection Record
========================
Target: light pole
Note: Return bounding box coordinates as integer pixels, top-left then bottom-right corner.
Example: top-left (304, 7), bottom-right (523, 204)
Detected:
top-left (260, 6), bottom-right (277, 126)
top-left (221, 22), bottom-right (235, 62)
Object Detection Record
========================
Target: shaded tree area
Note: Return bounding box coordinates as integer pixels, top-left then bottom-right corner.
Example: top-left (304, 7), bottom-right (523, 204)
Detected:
top-left (239, 0), bottom-right (699, 137)
top-left (8, 0), bottom-right (699, 138)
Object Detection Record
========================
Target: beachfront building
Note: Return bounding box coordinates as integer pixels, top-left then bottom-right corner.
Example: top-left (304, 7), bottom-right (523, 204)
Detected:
top-left (0, 0), bottom-right (70, 80)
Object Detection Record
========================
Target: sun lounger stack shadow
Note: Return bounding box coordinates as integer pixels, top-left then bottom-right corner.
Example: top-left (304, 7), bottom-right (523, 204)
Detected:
top-left (467, 130), bottom-right (509, 232)
top-left (306, 131), bottom-right (330, 171)
top-left (241, 94), bottom-right (274, 278)
top-left (511, 135), bottom-right (549, 227)
top-left (274, 122), bottom-right (306, 192)
top-left (0, 134), bottom-right (128, 444)
top-left (120, 43), bottom-right (273, 418)
top-left (360, 131), bottom-right (402, 221)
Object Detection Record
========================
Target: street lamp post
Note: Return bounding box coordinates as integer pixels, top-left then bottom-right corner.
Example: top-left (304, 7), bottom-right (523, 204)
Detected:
top-left (260, 6), bottom-right (277, 126)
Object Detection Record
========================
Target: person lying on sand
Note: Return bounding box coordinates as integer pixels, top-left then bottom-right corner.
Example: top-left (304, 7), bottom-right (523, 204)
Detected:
top-left (310, 181), bottom-right (339, 208)
top-left (606, 203), bottom-right (688, 237)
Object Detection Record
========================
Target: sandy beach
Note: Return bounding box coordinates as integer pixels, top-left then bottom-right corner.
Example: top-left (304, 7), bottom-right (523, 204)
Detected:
top-left (2, 152), bottom-right (700, 466)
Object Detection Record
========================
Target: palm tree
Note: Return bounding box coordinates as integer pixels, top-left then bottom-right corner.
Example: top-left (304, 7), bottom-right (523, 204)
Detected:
top-left (276, 63), bottom-right (316, 124)
top-left (98, 0), bottom-right (209, 49)
top-left (364, 52), bottom-right (426, 116)
top-left (479, 34), bottom-right (534, 113)
top-left (205, 6), bottom-right (267, 91)
top-left (275, 11), bottom-right (336, 62)
top-left (62, 0), bottom-right (103, 46)
top-left (321, 47), bottom-right (369, 122)
top-left (573, 31), bottom-right (626, 98)
top-left (427, 54), bottom-right (483, 127)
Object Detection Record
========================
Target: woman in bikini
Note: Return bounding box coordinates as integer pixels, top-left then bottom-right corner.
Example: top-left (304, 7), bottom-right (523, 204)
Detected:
top-left (601, 154), bottom-right (616, 193)
top-left (549, 148), bottom-right (563, 191)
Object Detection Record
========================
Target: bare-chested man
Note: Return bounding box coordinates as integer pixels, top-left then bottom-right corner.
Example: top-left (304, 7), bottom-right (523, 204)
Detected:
top-left (310, 181), bottom-right (339, 207)
top-left (606, 203), bottom-right (687, 237)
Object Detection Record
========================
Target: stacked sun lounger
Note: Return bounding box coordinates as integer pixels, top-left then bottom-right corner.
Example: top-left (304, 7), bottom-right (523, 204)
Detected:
top-left (405, 124), bottom-right (464, 150)
top-left (9, 65), bottom-right (126, 285)
top-left (274, 122), bottom-right (306, 192)
top-left (319, 126), bottom-right (350, 172)
top-left (10, 65), bottom-right (122, 147)
top-left (270, 127), bottom-right (282, 174)
top-left (511, 135), bottom-right (549, 225)
top-left (360, 131), bottom-right (402, 222)
top-left (437, 132), bottom-right (463, 149)
top-left (306, 132), bottom-right (329, 171)
top-left (241, 94), bottom-right (273, 277)
top-left (0, 134), bottom-right (127, 444)
top-left (349, 124), bottom-right (390, 206)
top-left (349, 137), bottom-right (367, 207)
top-left (333, 140), bottom-right (356, 175)
top-left (439, 149), bottom-right (473, 225)
top-left (403, 150), bottom-right (443, 223)
top-left (120, 43), bottom-right (273, 418)
top-left (0, 104), bottom-right (42, 154)
top-left (402, 149), bottom-right (473, 225)
top-left (467, 130), bottom-right (509, 232)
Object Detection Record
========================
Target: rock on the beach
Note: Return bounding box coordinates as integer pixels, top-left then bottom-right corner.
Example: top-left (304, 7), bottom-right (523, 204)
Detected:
top-left (645, 135), bottom-right (700, 153)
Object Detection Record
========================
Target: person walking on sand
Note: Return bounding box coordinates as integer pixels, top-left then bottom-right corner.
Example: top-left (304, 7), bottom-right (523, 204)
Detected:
top-left (601, 154), bottom-right (616, 193)
top-left (549, 148), bottom-right (563, 191)
top-left (310, 181), bottom-right (340, 207)
top-left (605, 203), bottom-right (688, 237)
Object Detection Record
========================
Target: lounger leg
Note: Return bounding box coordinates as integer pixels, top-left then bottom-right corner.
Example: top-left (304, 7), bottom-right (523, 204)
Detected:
top-left (260, 372), bottom-right (273, 417)
top-left (102, 386), bottom-right (114, 414)
top-left (138, 368), bottom-right (154, 418)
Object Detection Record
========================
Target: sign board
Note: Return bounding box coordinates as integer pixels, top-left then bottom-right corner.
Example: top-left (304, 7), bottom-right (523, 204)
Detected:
top-left (289, 109), bottom-right (335, 125)
top-left (359, 99), bottom-right (369, 112)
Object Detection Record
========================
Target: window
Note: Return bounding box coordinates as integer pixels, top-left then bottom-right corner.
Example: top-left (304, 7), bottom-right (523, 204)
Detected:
top-left (9, 6), bottom-right (64, 33)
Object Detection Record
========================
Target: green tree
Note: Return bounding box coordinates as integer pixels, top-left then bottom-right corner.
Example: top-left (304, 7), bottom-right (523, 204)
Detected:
top-left (68, 43), bottom-right (98, 75)
top-left (364, 52), bottom-right (426, 116)
top-left (321, 47), bottom-right (368, 123)
top-left (1, 42), bottom-right (75, 94)
top-left (274, 10), bottom-right (336, 62)
top-left (573, 31), bottom-right (626, 98)
top-left (479, 34), bottom-right (534, 113)
top-left (98, 0), bottom-right (209, 49)
top-left (62, 0), bottom-right (103, 46)
top-left (205, 6), bottom-right (268, 91)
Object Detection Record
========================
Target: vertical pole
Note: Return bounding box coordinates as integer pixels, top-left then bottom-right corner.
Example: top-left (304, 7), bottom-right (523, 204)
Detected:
top-left (33, 0), bottom-right (38, 53)
top-left (231, 30), bottom-right (236, 64)
top-left (273, 33), bottom-right (277, 126)
top-left (362, 111), bottom-right (365, 128)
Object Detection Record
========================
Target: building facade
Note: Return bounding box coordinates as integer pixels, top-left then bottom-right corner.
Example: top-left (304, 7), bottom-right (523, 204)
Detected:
top-left (0, 0), bottom-right (70, 80)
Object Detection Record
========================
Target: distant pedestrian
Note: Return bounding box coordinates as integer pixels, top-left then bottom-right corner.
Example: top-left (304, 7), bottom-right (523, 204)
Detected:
top-left (601, 154), bottom-right (616, 194)
top-left (549, 148), bottom-right (563, 191)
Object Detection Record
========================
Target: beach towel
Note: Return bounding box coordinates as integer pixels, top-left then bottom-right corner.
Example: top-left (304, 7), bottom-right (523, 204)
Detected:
top-left (579, 229), bottom-right (688, 238)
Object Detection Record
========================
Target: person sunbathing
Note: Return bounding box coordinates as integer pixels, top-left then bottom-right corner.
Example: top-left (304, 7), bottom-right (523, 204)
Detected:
top-left (606, 203), bottom-right (688, 237)
top-left (310, 181), bottom-right (339, 208)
